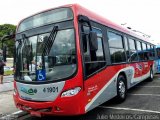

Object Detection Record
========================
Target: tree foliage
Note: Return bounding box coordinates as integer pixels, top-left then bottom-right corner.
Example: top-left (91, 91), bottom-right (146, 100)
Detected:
top-left (0, 24), bottom-right (16, 57)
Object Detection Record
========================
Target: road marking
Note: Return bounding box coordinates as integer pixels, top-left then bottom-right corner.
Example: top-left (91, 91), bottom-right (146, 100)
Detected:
top-left (0, 110), bottom-right (23, 119)
top-left (12, 110), bottom-right (23, 115)
top-left (143, 81), bottom-right (160, 83)
top-left (99, 106), bottom-right (160, 114)
top-left (128, 93), bottom-right (160, 97)
top-left (135, 86), bottom-right (160, 88)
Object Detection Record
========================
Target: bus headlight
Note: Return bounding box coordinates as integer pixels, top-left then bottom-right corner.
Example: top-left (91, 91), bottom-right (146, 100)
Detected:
top-left (61, 87), bottom-right (81, 97)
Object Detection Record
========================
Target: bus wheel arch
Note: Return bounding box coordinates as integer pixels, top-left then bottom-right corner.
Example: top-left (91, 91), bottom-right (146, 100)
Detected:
top-left (119, 72), bottom-right (128, 87)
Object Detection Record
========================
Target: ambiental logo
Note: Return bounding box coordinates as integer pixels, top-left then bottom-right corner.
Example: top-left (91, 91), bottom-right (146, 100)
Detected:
top-left (20, 87), bottom-right (37, 95)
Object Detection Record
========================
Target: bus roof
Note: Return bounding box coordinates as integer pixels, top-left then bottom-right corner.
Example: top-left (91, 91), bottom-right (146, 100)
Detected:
top-left (17, 4), bottom-right (153, 44)
top-left (73, 4), bottom-right (151, 43)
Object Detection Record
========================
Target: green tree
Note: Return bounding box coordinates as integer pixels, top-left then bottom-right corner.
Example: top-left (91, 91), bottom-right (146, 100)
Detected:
top-left (0, 24), bottom-right (16, 57)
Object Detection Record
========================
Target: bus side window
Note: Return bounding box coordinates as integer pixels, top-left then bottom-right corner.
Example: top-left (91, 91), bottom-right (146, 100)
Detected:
top-left (128, 38), bottom-right (138, 62)
top-left (108, 31), bottom-right (126, 63)
top-left (149, 45), bottom-right (155, 60)
top-left (144, 52), bottom-right (149, 60)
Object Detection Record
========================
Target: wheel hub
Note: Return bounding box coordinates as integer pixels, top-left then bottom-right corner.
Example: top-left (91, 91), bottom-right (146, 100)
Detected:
top-left (119, 81), bottom-right (125, 98)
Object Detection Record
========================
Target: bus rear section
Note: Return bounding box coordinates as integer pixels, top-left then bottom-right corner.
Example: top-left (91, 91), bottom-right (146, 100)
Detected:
top-left (13, 4), bottom-right (155, 116)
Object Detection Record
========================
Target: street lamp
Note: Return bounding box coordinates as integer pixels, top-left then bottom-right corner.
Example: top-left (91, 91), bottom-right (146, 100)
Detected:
top-left (1, 34), bottom-right (10, 49)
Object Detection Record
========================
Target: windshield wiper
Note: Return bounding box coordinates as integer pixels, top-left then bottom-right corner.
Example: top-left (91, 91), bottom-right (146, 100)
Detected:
top-left (43, 25), bottom-right (58, 55)
top-left (41, 25), bottom-right (58, 70)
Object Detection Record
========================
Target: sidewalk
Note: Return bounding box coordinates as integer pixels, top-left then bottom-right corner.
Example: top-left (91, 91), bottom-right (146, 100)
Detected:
top-left (0, 82), bottom-right (14, 93)
top-left (0, 91), bottom-right (19, 115)
top-left (0, 75), bottom-right (14, 93)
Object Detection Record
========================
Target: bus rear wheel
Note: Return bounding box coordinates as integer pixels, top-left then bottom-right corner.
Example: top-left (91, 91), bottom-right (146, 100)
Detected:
top-left (148, 68), bottom-right (153, 82)
top-left (116, 75), bottom-right (127, 103)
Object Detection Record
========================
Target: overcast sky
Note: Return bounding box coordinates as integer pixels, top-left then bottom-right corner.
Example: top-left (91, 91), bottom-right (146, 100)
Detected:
top-left (0, 0), bottom-right (160, 44)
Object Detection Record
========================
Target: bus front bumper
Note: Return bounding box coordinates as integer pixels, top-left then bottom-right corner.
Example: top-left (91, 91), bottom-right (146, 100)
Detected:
top-left (13, 94), bottom-right (85, 116)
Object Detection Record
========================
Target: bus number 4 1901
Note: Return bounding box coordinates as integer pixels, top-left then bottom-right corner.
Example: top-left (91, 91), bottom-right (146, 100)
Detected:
top-left (43, 87), bottom-right (58, 93)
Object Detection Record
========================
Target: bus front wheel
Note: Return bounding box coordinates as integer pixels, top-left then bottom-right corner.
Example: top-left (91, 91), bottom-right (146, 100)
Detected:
top-left (116, 75), bottom-right (127, 103)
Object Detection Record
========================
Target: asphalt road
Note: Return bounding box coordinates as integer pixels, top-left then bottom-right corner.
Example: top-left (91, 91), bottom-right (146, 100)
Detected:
top-left (2, 75), bottom-right (160, 120)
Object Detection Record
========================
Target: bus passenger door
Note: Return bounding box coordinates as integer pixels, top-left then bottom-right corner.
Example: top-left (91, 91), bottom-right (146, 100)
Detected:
top-left (80, 23), bottom-right (106, 109)
top-left (140, 51), bottom-right (150, 76)
top-left (129, 51), bottom-right (142, 78)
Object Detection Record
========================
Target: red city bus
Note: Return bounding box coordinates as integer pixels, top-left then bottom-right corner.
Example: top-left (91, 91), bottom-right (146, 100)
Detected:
top-left (13, 4), bottom-right (156, 116)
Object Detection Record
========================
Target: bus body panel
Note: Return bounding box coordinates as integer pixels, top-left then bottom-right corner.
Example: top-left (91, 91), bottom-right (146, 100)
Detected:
top-left (84, 61), bottom-right (152, 112)
top-left (14, 61), bottom-right (152, 115)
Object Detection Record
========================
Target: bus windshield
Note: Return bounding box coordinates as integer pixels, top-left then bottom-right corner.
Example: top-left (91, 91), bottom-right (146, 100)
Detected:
top-left (15, 29), bottom-right (77, 82)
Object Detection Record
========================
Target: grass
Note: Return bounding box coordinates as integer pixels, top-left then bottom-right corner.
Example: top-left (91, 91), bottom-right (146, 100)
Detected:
top-left (3, 58), bottom-right (14, 76)
top-left (4, 70), bottom-right (13, 76)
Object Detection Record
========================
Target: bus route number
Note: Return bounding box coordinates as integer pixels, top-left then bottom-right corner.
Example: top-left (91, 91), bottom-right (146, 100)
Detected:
top-left (43, 87), bottom-right (58, 93)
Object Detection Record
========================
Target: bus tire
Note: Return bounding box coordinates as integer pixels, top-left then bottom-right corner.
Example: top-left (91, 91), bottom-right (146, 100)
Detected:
top-left (116, 75), bottom-right (127, 103)
top-left (148, 68), bottom-right (153, 82)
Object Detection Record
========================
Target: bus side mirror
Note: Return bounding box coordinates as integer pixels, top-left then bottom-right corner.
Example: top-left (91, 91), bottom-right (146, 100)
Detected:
top-left (82, 34), bottom-right (87, 53)
top-left (89, 31), bottom-right (98, 51)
